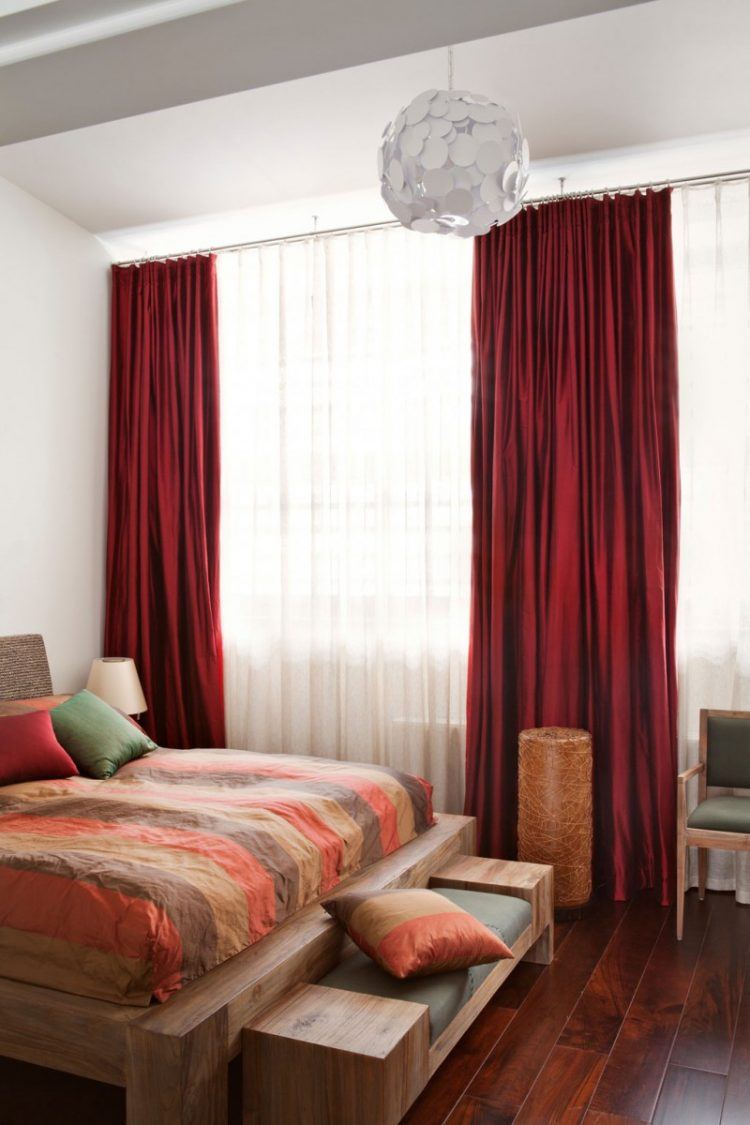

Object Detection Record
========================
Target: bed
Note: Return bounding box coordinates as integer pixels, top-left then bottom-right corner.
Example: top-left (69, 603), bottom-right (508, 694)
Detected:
top-left (0, 635), bottom-right (475, 1124)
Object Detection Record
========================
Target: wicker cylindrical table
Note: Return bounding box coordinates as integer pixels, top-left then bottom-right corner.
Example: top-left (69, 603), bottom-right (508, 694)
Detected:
top-left (518, 727), bottom-right (593, 916)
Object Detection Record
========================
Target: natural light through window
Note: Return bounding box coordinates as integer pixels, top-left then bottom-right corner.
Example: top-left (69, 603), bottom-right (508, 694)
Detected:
top-left (218, 225), bottom-right (473, 811)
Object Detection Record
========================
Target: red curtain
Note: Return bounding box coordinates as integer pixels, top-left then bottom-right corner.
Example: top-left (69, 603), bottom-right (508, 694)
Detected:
top-left (105, 255), bottom-right (226, 748)
top-left (465, 191), bottom-right (679, 904)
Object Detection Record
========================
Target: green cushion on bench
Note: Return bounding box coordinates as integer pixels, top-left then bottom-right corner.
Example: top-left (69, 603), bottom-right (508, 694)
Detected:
top-left (688, 796), bottom-right (750, 834)
top-left (319, 888), bottom-right (532, 1043)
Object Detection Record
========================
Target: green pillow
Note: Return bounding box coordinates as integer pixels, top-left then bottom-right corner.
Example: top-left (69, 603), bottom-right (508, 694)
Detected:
top-left (51, 690), bottom-right (157, 779)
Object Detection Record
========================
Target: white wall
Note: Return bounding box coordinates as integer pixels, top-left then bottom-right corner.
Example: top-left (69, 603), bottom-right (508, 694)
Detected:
top-left (0, 173), bottom-right (110, 691)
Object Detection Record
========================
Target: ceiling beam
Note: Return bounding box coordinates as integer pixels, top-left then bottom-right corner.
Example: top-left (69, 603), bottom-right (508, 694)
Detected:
top-left (0, 0), bottom-right (652, 146)
top-left (0, 1), bottom-right (59, 16)
top-left (0, 1), bottom-right (248, 67)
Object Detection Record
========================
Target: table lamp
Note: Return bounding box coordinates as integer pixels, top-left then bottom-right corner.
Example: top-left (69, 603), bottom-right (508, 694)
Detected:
top-left (87, 657), bottom-right (147, 716)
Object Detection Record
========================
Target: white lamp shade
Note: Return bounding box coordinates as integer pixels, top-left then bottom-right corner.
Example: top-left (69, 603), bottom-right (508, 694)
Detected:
top-left (87, 657), bottom-right (147, 715)
top-left (379, 88), bottom-right (529, 238)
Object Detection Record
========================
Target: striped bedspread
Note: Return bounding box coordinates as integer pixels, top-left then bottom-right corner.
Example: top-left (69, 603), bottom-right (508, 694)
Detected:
top-left (0, 748), bottom-right (434, 1005)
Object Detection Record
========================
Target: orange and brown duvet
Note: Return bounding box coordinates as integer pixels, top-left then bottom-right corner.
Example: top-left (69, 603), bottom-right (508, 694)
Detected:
top-left (0, 748), bottom-right (434, 1004)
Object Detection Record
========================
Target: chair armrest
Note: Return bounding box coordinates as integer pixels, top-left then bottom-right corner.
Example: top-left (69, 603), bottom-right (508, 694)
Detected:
top-left (677, 762), bottom-right (704, 785)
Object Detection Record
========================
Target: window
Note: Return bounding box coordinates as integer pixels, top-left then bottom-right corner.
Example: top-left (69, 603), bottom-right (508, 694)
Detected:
top-left (218, 225), bottom-right (473, 811)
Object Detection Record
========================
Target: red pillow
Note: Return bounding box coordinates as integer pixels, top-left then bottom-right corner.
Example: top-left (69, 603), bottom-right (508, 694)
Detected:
top-left (0, 710), bottom-right (79, 785)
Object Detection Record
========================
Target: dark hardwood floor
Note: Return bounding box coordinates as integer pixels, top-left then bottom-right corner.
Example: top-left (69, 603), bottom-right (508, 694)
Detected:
top-left (1, 889), bottom-right (749, 1124)
top-left (405, 890), bottom-right (750, 1125)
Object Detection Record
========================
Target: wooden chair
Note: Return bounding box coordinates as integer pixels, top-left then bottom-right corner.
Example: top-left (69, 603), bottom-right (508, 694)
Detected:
top-left (677, 708), bottom-right (750, 939)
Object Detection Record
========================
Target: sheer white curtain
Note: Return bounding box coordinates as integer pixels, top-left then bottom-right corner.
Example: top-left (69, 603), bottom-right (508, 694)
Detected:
top-left (217, 227), bottom-right (473, 812)
top-left (673, 179), bottom-right (750, 900)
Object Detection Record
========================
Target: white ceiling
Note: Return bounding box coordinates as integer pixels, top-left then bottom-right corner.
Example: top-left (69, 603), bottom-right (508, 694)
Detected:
top-left (0, 0), bottom-right (747, 243)
top-left (95, 129), bottom-right (750, 264)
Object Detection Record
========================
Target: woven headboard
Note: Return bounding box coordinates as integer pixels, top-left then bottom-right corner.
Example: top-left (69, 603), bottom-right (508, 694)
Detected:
top-left (0, 634), bottom-right (53, 700)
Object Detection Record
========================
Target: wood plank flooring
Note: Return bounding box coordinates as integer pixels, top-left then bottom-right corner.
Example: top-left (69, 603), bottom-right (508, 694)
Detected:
top-left (405, 889), bottom-right (750, 1125)
top-left (0, 890), bottom-right (749, 1124)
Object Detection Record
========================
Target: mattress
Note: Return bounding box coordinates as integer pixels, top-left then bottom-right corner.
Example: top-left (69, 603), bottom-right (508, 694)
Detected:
top-left (0, 748), bottom-right (434, 1005)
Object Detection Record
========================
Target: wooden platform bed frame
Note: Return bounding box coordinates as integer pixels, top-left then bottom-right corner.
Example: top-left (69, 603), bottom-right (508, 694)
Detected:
top-left (0, 812), bottom-right (479, 1125)
top-left (0, 638), bottom-right (554, 1125)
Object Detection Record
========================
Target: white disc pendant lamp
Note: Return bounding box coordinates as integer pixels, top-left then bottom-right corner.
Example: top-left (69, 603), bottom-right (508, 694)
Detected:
top-left (378, 50), bottom-right (529, 237)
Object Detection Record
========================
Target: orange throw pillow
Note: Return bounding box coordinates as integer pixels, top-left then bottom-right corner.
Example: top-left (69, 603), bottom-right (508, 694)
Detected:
top-left (322, 888), bottom-right (513, 979)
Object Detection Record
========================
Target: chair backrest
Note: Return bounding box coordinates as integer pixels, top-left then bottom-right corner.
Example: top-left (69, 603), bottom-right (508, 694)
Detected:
top-left (701, 709), bottom-right (750, 789)
top-left (0, 634), bottom-right (53, 700)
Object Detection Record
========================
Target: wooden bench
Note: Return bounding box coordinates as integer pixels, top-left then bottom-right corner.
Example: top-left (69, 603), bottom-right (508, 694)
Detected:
top-left (243, 856), bottom-right (553, 1125)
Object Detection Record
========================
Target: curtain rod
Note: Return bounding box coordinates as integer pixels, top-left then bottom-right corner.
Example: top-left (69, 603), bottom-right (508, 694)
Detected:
top-left (114, 166), bottom-right (750, 267)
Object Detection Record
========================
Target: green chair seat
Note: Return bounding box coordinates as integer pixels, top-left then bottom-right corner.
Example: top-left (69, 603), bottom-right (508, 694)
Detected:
top-left (688, 796), bottom-right (750, 834)
top-left (319, 888), bottom-right (531, 1043)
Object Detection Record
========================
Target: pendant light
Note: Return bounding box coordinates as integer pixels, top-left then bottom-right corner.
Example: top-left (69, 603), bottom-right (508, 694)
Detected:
top-left (378, 48), bottom-right (529, 237)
